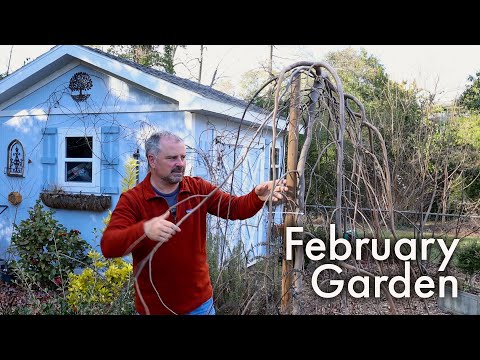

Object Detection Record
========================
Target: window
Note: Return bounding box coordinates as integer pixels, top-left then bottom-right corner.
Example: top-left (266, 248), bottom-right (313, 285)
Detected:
top-left (58, 128), bottom-right (100, 193)
top-left (269, 147), bottom-right (280, 180)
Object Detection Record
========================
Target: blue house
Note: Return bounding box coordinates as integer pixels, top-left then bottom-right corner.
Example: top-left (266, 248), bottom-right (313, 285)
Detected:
top-left (0, 45), bottom-right (285, 264)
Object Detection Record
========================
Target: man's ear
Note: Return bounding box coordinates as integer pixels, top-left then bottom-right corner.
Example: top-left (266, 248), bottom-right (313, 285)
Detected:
top-left (148, 154), bottom-right (155, 169)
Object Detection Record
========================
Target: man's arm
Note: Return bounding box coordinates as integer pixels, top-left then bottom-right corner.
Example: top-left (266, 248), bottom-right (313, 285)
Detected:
top-left (206, 179), bottom-right (287, 220)
top-left (101, 194), bottom-right (181, 258)
top-left (100, 194), bottom-right (147, 258)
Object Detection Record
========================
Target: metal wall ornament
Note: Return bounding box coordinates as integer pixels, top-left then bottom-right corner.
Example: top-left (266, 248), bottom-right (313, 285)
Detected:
top-left (69, 72), bottom-right (93, 102)
top-left (7, 139), bottom-right (24, 177)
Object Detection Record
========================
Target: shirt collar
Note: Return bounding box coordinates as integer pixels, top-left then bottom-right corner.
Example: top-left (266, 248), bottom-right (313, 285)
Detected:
top-left (142, 172), bottom-right (193, 201)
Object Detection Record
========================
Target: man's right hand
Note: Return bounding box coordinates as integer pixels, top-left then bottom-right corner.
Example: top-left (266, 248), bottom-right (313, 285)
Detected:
top-left (143, 210), bottom-right (181, 244)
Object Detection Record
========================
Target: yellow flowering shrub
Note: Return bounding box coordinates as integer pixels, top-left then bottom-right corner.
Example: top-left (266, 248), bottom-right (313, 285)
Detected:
top-left (100, 157), bottom-right (137, 233)
top-left (67, 250), bottom-right (133, 313)
top-left (66, 157), bottom-right (138, 314)
top-left (121, 157), bottom-right (139, 192)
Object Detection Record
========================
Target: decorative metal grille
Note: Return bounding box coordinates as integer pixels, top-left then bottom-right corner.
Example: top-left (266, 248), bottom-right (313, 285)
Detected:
top-left (7, 139), bottom-right (24, 177)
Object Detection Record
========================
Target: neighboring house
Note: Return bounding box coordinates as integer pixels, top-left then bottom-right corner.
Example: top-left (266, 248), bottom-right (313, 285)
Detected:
top-left (0, 45), bottom-right (285, 264)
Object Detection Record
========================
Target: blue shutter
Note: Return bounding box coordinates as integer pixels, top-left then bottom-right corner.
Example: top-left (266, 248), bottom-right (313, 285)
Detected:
top-left (101, 126), bottom-right (120, 194)
top-left (41, 127), bottom-right (57, 190)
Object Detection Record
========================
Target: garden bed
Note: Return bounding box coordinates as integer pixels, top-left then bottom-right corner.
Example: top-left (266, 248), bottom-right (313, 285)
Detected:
top-left (294, 260), bottom-right (480, 315)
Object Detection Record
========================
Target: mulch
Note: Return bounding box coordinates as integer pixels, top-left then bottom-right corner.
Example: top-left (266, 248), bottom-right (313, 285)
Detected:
top-left (295, 260), bottom-right (479, 315)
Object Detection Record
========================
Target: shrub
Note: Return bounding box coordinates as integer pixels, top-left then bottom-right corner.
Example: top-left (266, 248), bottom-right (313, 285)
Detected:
top-left (207, 235), bottom-right (247, 314)
top-left (10, 199), bottom-right (91, 290)
top-left (68, 157), bottom-right (137, 314)
top-left (67, 250), bottom-right (134, 314)
top-left (456, 241), bottom-right (480, 283)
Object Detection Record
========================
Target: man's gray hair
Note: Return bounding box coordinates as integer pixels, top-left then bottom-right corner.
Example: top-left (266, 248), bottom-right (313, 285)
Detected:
top-left (145, 131), bottom-right (184, 158)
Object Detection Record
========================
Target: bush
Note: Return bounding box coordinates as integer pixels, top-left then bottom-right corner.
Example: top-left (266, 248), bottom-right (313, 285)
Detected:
top-left (65, 157), bottom-right (137, 314)
top-left (207, 234), bottom-right (247, 313)
top-left (457, 241), bottom-right (480, 277)
top-left (207, 235), bottom-right (279, 314)
top-left (67, 250), bottom-right (134, 314)
top-left (10, 199), bottom-right (91, 290)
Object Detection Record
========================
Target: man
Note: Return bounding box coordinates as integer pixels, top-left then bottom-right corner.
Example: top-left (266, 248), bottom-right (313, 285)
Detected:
top-left (101, 131), bottom-right (287, 315)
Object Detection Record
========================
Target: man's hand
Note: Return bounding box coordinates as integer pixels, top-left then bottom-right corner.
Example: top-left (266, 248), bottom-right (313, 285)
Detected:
top-left (143, 210), bottom-right (181, 244)
top-left (255, 179), bottom-right (288, 202)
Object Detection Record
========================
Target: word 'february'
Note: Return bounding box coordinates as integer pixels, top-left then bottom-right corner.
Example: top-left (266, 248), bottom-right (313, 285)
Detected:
top-left (287, 225), bottom-right (459, 299)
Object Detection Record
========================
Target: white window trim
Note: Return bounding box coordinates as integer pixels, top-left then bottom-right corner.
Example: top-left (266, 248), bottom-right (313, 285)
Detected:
top-left (269, 145), bottom-right (281, 181)
top-left (57, 128), bottom-right (101, 193)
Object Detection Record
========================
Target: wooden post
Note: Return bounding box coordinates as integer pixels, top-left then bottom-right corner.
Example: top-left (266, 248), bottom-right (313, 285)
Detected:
top-left (281, 73), bottom-right (300, 314)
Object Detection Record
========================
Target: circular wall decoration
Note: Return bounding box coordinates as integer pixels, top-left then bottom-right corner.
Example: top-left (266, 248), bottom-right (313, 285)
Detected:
top-left (8, 191), bottom-right (22, 205)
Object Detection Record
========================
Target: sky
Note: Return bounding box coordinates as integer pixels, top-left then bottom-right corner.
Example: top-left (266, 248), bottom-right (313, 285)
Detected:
top-left (1, 45), bottom-right (480, 104)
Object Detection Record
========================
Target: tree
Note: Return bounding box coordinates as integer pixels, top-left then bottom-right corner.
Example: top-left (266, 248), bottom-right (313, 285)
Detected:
top-left (107, 45), bottom-right (162, 68)
top-left (107, 45), bottom-right (185, 74)
top-left (238, 69), bottom-right (271, 101)
top-left (458, 71), bottom-right (480, 111)
top-left (325, 47), bottom-right (390, 105)
top-left (320, 48), bottom-right (423, 211)
top-left (158, 45), bottom-right (185, 74)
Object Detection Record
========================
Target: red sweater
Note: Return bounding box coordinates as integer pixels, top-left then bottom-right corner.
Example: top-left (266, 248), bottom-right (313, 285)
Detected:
top-left (101, 173), bottom-right (265, 315)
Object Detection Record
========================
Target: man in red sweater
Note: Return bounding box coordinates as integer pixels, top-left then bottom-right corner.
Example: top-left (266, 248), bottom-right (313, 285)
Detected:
top-left (101, 131), bottom-right (287, 315)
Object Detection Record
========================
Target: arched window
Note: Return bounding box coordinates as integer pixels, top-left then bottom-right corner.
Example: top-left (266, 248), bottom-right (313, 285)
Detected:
top-left (7, 139), bottom-right (24, 177)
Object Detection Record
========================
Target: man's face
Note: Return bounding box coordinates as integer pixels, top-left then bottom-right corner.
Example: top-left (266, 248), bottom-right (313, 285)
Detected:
top-left (149, 137), bottom-right (186, 184)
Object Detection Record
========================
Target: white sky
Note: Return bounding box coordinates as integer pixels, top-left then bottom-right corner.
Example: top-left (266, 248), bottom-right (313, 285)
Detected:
top-left (1, 45), bottom-right (479, 104)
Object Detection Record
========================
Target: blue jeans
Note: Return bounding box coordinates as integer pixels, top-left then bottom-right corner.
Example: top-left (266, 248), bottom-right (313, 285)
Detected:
top-left (136, 297), bottom-right (216, 315)
top-left (185, 297), bottom-right (216, 315)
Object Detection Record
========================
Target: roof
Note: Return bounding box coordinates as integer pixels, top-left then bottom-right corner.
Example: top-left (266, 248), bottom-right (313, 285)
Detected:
top-left (82, 46), bottom-right (266, 114)
top-left (0, 45), bottom-right (280, 128)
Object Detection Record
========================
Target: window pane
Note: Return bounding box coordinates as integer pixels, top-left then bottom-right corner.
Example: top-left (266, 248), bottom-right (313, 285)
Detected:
top-left (66, 162), bottom-right (92, 182)
top-left (270, 148), bottom-right (280, 163)
top-left (66, 137), bottom-right (93, 158)
top-left (270, 167), bottom-right (280, 181)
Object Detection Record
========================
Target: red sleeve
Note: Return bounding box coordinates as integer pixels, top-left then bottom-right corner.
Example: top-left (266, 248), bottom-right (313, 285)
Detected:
top-left (204, 180), bottom-right (265, 220)
top-left (100, 193), bottom-right (146, 258)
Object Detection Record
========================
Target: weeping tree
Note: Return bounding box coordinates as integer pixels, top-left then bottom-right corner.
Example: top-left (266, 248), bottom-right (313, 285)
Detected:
top-left (324, 48), bottom-right (424, 213)
top-left (239, 49), bottom-right (480, 315)
top-left (230, 58), bottom-right (402, 313)
top-left (254, 61), bottom-right (401, 314)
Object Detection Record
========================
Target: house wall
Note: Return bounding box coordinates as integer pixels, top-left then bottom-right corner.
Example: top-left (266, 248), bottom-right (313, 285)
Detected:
top-left (0, 62), bottom-right (284, 265)
top-left (3, 65), bottom-right (173, 112)
top-left (0, 65), bottom-right (195, 256)
top-left (193, 113), bottom-right (284, 264)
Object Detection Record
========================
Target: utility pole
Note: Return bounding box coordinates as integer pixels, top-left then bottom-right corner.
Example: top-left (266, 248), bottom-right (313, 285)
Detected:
top-left (199, 45), bottom-right (204, 83)
top-left (268, 45), bottom-right (274, 77)
top-left (281, 72), bottom-right (300, 314)
top-left (6, 45), bottom-right (13, 75)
